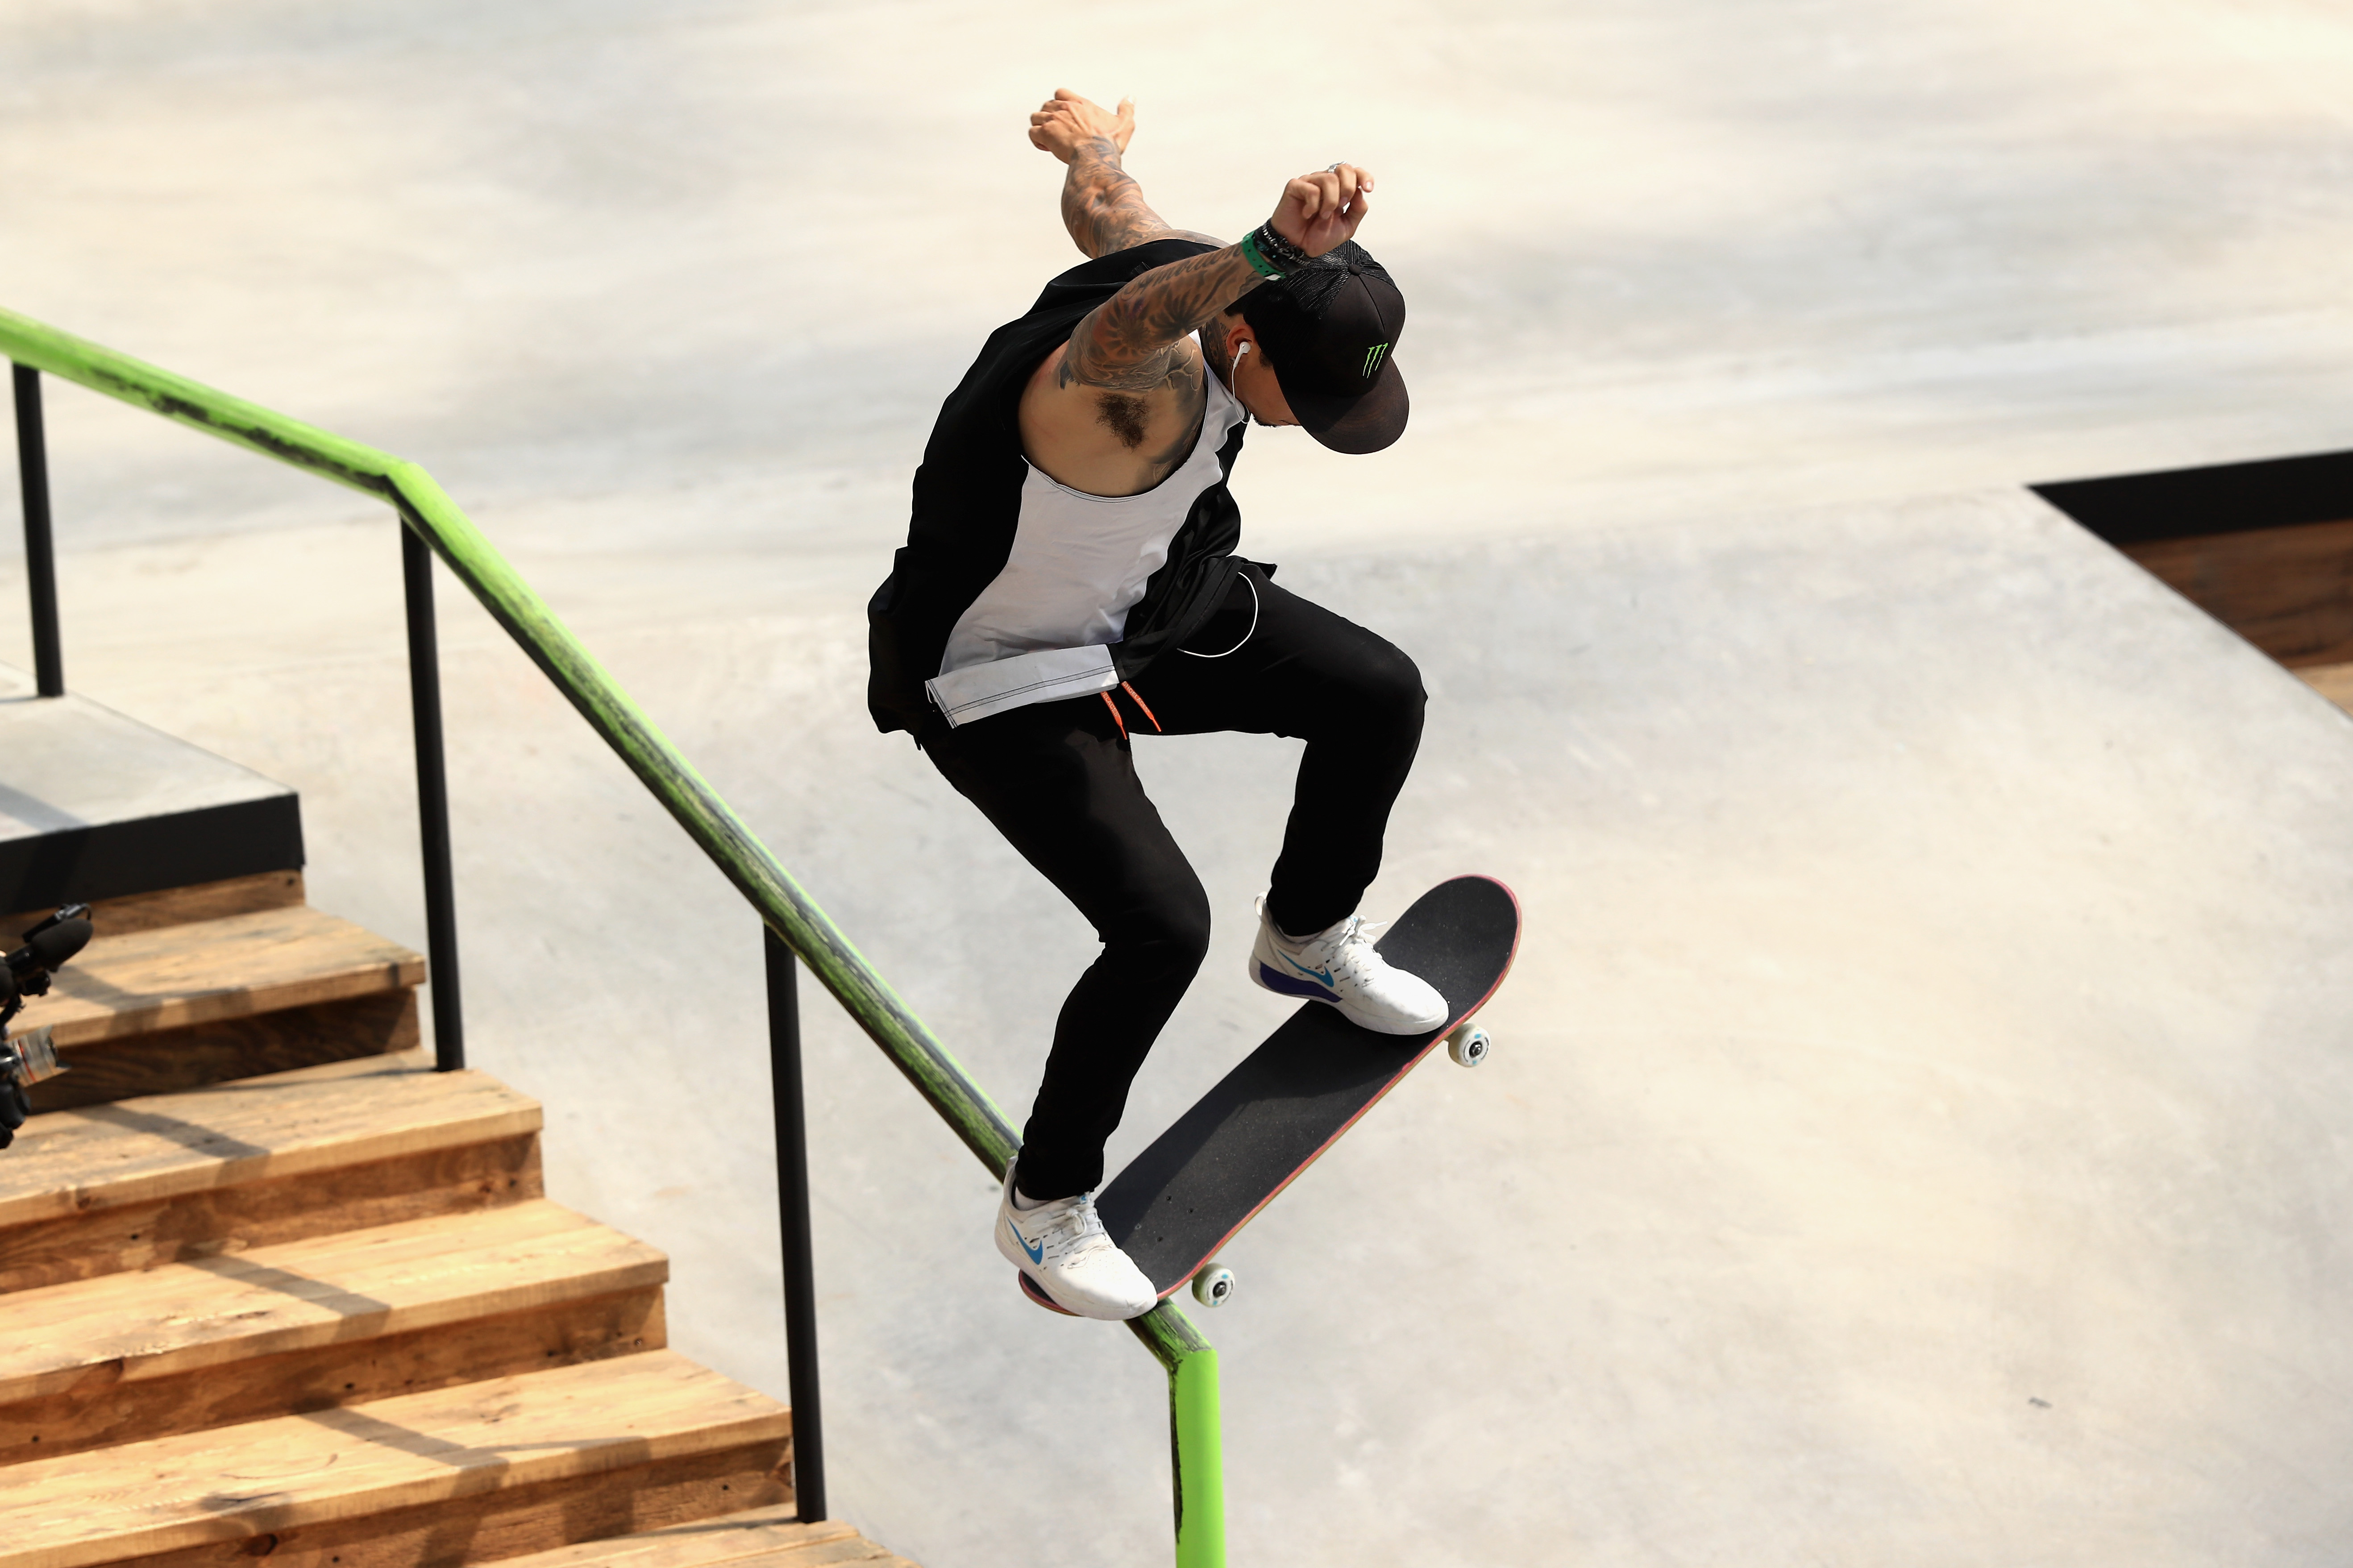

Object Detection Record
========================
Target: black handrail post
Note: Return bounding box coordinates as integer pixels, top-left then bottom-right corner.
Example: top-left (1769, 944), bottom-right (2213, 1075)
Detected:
top-left (401, 524), bottom-right (465, 1071)
top-left (765, 928), bottom-right (827, 1522)
top-left (11, 365), bottom-right (63, 697)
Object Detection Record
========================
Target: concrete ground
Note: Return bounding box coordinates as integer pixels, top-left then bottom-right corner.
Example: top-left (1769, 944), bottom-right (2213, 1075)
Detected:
top-left (8, 2), bottom-right (2353, 1563)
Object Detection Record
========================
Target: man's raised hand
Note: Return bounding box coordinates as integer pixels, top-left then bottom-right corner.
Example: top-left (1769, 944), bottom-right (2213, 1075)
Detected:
top-left (1268, 164), bottom-right (1375, 258)
top-left (1029, 89), bottom-right (1135, 165)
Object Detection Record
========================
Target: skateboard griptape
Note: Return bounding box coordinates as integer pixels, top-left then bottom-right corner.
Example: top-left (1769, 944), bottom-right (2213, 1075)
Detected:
top-left (1095, 875), bottom-right (1520, 1298)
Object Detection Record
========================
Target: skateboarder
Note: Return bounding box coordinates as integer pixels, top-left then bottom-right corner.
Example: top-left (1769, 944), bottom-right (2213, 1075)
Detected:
top-left (866, 89), bottom-right (1444, 1319)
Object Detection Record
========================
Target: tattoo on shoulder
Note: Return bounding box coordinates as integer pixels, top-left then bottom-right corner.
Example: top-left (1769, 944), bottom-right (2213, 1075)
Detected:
top-left (1142, 397), bottom-right (1206, 474)
top-left (1163, 348), bottom-right (1202, 402)
top-left (1060, 317), bottom-right (1175, 393)
top-left (1066, 249), bottom-right (1255, 391)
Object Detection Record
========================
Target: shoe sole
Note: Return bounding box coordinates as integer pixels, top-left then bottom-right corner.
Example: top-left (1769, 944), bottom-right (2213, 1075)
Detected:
top-left (998, 1215), bottom-right (1154, 1320)
top-left (1017, 1271), bottom-right (1081, 1316)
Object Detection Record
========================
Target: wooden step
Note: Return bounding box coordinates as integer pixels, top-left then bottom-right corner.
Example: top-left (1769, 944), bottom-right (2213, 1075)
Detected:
top-left (0, 1199), bottom-right (667, 1465)
top-left (17, 905), bottom-right (425, 1111)
top-left (4, 871), bottom-right (307, 941)
top-left (2298, 660), bottom-right (2353, 714)
top-left (0, 1350), bottom-right (793, 1568)
top-left (0, 1052), bottom-right (541, 1293)
top-left (22, 905), bottom-right (421, 1046)
top-left (496, 1505), bottom-right (917, 1568)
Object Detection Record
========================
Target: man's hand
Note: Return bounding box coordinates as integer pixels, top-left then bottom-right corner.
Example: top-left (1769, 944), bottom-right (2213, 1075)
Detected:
top-left (1056, 159), bottom-right (1389, 395)
top-left (1267, 164), bottom-right (1375, 258)
top-left (1036, 89), bottom-right (1215, 260)
top-left (1029, 88), bottom-right (1135, 165)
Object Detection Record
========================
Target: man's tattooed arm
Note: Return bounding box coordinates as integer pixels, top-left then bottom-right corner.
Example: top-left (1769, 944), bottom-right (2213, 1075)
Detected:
top-left (1058, 246), bottom-right (1262, 392)
top-left (1031, 99), bottom-right (1376, 398)
top-left (1028, 90), bottom-right (1220, 259)
top-left (1060, 134), bottom-right (1222, 259)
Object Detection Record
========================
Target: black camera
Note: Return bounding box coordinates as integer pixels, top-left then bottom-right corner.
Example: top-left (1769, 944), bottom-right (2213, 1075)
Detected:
top-left (0, 904), bottom-right (93, 1149)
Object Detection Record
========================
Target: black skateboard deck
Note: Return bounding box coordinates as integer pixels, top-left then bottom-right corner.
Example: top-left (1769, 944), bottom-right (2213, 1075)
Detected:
top-left (1019, 874), bottom-right (1520, 1314)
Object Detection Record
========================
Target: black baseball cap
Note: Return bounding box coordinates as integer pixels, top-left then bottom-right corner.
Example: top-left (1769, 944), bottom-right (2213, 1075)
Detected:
top-left (1238, 241), bottom-right (1408, 455)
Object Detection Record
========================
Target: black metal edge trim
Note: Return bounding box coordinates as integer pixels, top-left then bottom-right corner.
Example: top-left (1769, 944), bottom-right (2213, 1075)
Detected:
top-left (2032, 448), bottom-right (2353, 547)
top-left (0, 792), bottom-right (304, 913)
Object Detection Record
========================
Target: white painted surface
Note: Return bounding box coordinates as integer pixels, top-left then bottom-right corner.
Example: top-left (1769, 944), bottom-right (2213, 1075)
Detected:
top-left (7, 4), bottom-right (2353, 1564)
top-left (0, 668), bottom-right (291, 838)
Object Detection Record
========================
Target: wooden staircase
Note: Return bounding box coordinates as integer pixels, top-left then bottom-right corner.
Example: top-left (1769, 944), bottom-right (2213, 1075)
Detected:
top-left (0, 877), bottom-right (915, 1568)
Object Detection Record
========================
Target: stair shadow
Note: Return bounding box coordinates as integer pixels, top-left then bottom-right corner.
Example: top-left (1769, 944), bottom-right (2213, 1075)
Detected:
top-left (301, 1400), bottom-right (656, 1474)
top-left (37, 966), bottom-right (254, 1025)
top-left (198, 1402), bottom-right (660, 1499)
top-left (196, 1404), bottom-right (668, 1565)
top-left (38, 1048), bottom-right (434, 1150)
top-left (179, 1253), bottom-right (395, 1341)
top-left (176, 1052), bottom-right (432, 1090)
top-left (63, 1100), bottom-right (272, 1161)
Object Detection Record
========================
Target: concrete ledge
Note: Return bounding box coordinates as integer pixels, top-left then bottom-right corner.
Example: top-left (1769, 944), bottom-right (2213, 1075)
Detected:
top-left (0, 664), bottom-right (302, 911)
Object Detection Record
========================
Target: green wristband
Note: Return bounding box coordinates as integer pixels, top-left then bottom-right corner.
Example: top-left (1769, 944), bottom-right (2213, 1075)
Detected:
top-left (1239, 229), bottom-right (1285, 280)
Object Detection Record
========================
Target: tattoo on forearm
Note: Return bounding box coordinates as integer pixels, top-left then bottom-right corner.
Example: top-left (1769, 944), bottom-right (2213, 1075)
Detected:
top-left (1061, 135), bottom-right (1168, 259)
top-left (1058, 137), bottom-right (1221, 261)
top-left (1064, 248), bottom-right (1263, 391)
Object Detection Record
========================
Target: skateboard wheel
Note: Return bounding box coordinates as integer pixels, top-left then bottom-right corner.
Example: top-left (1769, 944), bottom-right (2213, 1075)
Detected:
top-left (1192, 1263), bottom-right (1235, 1308)
top-left (1447, 1024), bottom-right (1491, 1068)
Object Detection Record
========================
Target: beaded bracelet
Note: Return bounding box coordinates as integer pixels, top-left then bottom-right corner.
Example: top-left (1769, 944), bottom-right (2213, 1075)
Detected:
top-left (1239, 228), bottom-right (1285, 280)
top-left (1252, 222), bottom-right (1314, 272)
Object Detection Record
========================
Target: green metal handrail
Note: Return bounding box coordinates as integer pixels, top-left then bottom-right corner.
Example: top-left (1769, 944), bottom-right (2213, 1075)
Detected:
top-left (0, 304), bottom-right (1225, 1568)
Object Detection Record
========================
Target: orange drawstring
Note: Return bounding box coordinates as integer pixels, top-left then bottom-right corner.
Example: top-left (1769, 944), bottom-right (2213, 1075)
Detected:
top-left (1120, 681), bottom-right (1164, 732)
top-left (1101, 683), bottom-right (1162, 739)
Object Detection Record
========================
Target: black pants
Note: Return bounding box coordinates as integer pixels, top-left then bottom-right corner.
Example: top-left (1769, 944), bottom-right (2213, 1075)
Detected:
top-left (921, 568), bottom-right (1425, 1200)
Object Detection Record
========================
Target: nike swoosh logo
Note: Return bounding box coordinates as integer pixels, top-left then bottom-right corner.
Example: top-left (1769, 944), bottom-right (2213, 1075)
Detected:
top-left (1008, 1217), bottom-right (1044, 1264)
top-left (1283, 952), bottom-right (1335, 987)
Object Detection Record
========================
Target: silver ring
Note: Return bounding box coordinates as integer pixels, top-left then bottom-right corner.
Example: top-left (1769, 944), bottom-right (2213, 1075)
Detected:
top-left (1326, 162), bottom-right (1344, 172)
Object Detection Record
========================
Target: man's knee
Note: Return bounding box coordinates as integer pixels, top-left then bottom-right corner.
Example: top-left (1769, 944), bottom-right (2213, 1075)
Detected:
top-left (1347, 640), bottom-right (1427, 734)
top-left (1110, 882), bottom-right (1214, 979)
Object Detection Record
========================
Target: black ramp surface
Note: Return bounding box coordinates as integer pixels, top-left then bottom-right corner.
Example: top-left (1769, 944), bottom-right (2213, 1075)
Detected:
top-left (1098, 875), bottom-right (1520, 1294)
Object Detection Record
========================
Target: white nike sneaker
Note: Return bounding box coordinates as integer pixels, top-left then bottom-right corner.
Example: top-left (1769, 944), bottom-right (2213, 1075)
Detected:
top-left (994, 1159), bottom-right (1158, 1321)
top-left (1249, 895), bottom-right (1449, 1034)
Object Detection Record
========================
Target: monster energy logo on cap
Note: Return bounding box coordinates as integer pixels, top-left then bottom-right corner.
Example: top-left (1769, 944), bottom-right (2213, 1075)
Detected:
top-left (1236, 240), bottom-right (1410, 453)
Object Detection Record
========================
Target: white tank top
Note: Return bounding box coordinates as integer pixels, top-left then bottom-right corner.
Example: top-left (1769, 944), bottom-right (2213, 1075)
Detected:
top-left (926, 364), bottom-right (1245, 727)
